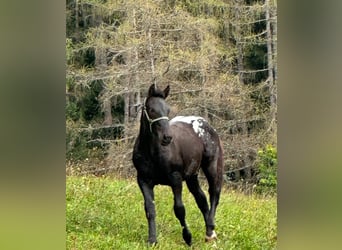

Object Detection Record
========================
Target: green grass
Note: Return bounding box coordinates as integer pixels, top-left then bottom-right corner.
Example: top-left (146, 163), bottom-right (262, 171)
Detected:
top-left (66, 176), bottom-right (277, 249)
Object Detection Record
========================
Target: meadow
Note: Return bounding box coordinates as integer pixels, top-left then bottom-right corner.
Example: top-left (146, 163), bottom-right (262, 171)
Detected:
top-left (66, 176), bottom-right (276, 249)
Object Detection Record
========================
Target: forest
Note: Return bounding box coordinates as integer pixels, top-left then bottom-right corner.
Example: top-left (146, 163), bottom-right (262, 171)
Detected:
top-left (66, 0), bottom-right (277, 193)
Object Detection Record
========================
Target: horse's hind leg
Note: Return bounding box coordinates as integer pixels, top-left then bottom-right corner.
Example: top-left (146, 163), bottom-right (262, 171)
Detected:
top-left (185, 175), bottom-right (210, 232)
top-left (202, 151), bottom-right (223, 241)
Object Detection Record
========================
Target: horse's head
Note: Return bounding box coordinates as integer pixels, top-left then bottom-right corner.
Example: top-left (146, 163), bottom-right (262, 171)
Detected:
top-left (143, 84), bottom-right (172, 146)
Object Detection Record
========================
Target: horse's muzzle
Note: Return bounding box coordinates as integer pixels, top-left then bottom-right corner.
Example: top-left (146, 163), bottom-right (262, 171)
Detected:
top-left (161, 135), bottom-right (172, 146)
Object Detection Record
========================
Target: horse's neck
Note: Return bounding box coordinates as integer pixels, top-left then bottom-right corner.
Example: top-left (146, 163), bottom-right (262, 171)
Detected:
top-left (138, 121), bottom-right (152, 147)
top-left (138, 122), bottom-right (161, 156)
top-left (139, 117), bottom-right (149, 139)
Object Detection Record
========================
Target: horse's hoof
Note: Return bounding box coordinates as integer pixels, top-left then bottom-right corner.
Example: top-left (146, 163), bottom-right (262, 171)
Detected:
top-left (148, 240), bottom-right (158, 246)
top-left (205, 230), bottom-right (217, 242)
top-left (183, 228), bottom-right (192, 246)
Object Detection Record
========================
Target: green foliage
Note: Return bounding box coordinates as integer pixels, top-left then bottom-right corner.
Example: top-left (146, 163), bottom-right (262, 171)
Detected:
top-left (66, 121), bottom-right (109, 163)
top-left (111, 95), bottom-right (125, 123)
top-left (244, 44), bottom-right (268, 83)
top-left (66, 38), bottom-right (74, 63)
top-left (78, 80), bottom-right (103, 122)
top-left (66, 101), bottom-right (80, 121)
top-left (66, 123), bottom-right (91, 162)
top-left (181, 0), bottom-right (228, 18)
top-left (66, 176), bottom-right (277, 249)
top-left (256, 145), bottom-right (277, 194)
top-left (250, 84), bottom-right (271, 114)
top-left (72, 47), bottom-right (96, 68)
top-left (66, 79), bottom-right (105, 123)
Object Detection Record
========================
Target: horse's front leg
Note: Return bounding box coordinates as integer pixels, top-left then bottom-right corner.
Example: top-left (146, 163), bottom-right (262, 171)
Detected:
top-left (137, 177), bottom-right (157, 245)
top-left (170, 172), bottom-right (192, 246)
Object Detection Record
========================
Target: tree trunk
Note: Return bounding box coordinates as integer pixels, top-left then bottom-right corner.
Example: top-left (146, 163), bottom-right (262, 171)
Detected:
top-left (136, 91), bottom-right (141, 120)
top-left (272, 4), bottom-right (277, 84)
top-left (81, 0), bottom-right (87, 28)
top-left (124, 89), bottom-right (130, 139)
top-left (129, 92), bottom-right (135, 118)
top-left (132, 8), bottom-right (141, 121)
top-left (75, 0), bottom-right (79, 29)
top-left (234, 0), bottom-right (244, 84)
top-left (266, 0), bottom-right (275, 105)
top-left (103, 98), bottom-right (112, 126)
top-left (148, 28), bottom-right (156, 85)
top-left (266, 0), bottom-right (277, 136)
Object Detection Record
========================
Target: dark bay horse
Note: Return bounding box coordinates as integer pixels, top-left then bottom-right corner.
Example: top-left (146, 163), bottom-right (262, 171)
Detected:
top-left (132, 84), bottom-right (224, 246)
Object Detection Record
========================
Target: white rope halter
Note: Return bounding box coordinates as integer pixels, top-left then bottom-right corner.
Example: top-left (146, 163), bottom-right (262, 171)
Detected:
top-left (143, 98), bottom-right (169, 133)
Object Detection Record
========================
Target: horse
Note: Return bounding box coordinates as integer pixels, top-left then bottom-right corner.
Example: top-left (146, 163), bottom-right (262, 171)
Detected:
top-left (132, 84), bottom-right (224, 246)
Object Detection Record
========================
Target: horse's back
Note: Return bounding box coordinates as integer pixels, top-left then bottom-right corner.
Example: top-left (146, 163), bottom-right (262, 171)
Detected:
top-left (170, 116), bottom-right (221, 159)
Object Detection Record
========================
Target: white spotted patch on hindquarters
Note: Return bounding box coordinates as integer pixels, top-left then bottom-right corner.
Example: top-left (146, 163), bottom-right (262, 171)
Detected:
top-left (170, 116), bottom-right (206, 138)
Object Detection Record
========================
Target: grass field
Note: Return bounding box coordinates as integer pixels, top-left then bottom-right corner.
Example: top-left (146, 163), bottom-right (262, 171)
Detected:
top-left (66, 176), bottom-right (277, 249)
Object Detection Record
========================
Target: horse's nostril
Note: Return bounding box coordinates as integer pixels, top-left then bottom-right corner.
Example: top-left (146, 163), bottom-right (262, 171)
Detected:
top-left (162, 135), bottom-right (172, 145)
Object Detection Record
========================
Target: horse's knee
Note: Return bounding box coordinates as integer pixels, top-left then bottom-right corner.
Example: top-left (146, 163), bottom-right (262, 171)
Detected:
top-left (144, 204), bottom-right (156, 220)
top-left (145, 210), bottom-right (156, 220)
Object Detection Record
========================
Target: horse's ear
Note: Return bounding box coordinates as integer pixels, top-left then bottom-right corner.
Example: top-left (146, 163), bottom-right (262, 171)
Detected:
top-left (163, 85), bottom-right (170, 99)
top-left (148, 84), bottom-right (156, 97)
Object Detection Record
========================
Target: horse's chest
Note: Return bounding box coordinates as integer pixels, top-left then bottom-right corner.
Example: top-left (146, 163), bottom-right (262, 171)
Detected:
top-left (138, 161), bottom-right (171, 184)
